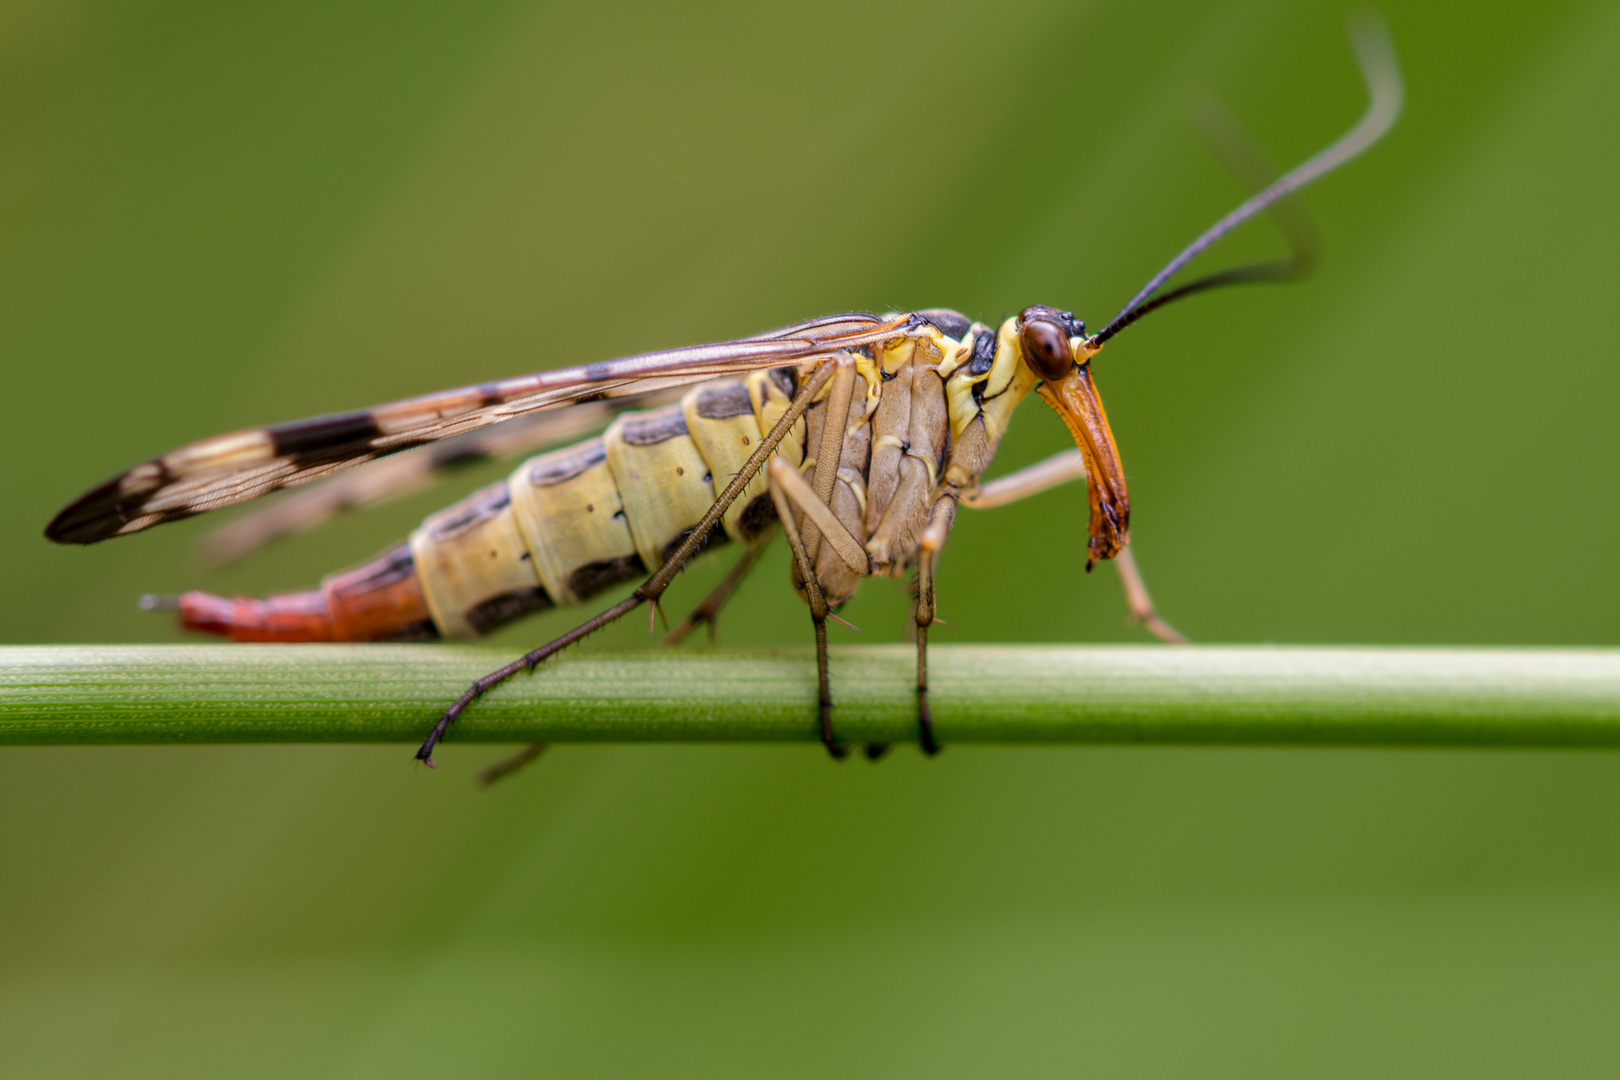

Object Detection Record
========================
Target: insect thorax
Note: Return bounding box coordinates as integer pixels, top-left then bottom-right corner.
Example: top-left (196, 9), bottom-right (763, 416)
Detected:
top-left (331, 311), bottom-right (1042, 638)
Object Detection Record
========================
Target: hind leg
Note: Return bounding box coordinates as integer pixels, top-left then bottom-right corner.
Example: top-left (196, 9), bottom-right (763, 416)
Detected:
top-left (419, 360), bottom-right (841, 769)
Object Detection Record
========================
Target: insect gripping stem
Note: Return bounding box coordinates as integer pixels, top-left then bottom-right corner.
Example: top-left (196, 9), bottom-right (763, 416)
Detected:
top-left (414, 360), bottom-right (840, 766)
top-left (41, 26), bottom-right (1405, 775)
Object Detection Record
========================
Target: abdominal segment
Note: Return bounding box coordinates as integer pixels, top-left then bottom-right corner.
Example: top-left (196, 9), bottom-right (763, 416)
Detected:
top-left (176, 322), bottom-right (986, 643)
top-left (175, 371), bottom-right (795, 642)
top-left (176, 541), bottom-right (439, 642)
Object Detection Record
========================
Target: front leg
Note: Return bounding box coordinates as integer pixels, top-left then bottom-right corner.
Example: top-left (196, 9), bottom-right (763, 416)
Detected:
top-left (1111, 547), bottom-right (1187, 645)
top-left (961, 449), bottom-right (1187, 644)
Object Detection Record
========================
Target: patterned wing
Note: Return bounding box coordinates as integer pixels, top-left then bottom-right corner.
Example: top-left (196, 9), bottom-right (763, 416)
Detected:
top-left (193, 388), bottom-right (684, 565)
top-left (47, 312), bottom-right (923, 543)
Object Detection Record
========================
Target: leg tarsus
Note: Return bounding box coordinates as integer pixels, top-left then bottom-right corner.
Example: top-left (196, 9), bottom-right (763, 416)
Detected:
top-left (415, 680), bottom-right (491, 766)
top-left (914, 496), bottom-right (955, 756)
top-left (413, 594), bottom-right (644, 765)
top-left (916, 623), bottom-right (941, 756)
top-left (814, 616), bottom-right (847, 759)
top-left (1114, 547), bottom-right (1189, 645)
top-left (917, 687), bottom-right (940, 756)
top-left (821, 714), bottom-right (848, 759)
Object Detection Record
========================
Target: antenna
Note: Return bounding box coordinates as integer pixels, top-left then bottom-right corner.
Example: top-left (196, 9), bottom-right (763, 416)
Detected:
top-left (1091, 15), bottom-right (1403, 346)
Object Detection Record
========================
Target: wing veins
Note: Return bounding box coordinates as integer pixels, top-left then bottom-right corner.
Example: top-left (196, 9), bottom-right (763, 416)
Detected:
top-left (46, 313), bottom-right (922, 544)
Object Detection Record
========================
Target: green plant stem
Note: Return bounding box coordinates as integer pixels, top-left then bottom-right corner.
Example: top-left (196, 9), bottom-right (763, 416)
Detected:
top-left (4, 644), bottom-right (1620, 747)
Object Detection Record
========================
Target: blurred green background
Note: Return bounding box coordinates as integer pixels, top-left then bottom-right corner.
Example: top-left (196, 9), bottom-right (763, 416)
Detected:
top-left (5, 0), bottom-right (1620, 1075)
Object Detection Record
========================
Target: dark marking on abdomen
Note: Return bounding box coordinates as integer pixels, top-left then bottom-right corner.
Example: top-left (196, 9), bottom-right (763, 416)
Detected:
top-left (427, 482), bottom-right (512, 541)
top-left (567, 555), bottom-right (648, 600)
top-left (694, 382), bottom-right (755, 420)
top-left (620, 405), bottom-right (689, 446)
top-left (737, 492), bottom-right (777, 540)
top-left (528, 439), bottom-right (608, 487)
top-left (379, 619), bottom-right (440, 642)
top-left (330, 541), bottom-right (418, 594)
top-left (466, 586), bottom-right (555, 635)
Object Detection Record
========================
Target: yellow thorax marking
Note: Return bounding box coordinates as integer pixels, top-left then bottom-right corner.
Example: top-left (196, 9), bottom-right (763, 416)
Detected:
top-left (938, 318), bottom-right (1038, 444)
top-left (978, 319), bottom-right (1041, 444)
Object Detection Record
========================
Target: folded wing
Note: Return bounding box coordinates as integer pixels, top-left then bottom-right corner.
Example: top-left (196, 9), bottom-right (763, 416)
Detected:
top-left (47, 313), bottom-right (919, 544)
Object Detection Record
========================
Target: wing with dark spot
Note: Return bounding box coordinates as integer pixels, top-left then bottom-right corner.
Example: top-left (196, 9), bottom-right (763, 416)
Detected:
top-left (194, 391), bottom-right (678, 565)
top-left (47, 312), bottom-right (923, 544)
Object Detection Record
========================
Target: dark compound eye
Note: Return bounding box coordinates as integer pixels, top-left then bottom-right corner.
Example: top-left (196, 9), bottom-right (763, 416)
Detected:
top-left (1019, 318), bottom-right (1073, 382)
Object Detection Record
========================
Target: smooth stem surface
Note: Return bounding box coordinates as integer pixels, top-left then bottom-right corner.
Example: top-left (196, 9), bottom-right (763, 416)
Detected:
top-left (6, 644), bottom-right (1620, 747)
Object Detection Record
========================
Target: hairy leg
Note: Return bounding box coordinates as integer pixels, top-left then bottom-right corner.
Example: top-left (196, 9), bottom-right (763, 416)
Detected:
top-left (479, 542), bottom-right (776, 784)
top-left (414, 359), bottom-right (841, 766)
top-left (660, 534), bottom-right (772, 646)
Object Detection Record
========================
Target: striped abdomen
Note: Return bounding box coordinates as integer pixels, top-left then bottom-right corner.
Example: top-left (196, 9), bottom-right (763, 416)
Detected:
top-left (178, 369), bottom-right (805, 641)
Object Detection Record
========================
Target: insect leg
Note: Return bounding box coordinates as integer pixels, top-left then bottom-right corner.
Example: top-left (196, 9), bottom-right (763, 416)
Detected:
top-left (798, 356), bottom-right (859, 567)
top-left (768, 467), bottom-right (845, 759)
top-left (765, 458), bottom-right (869, 574)
top-left (636, 359), bottom-right (843, 606)
top-left (475, 742), bottom-right (549, 787)
top-left (660, 532), bottom-right (773, 646)
top-left (960, 449), bottom-right (1187, 644)
top-left (957, 449), bottom-right (1087, 509)
top-left (1112, 547), bottom-right (1187, 645)
top-left (914, 495), bottom-right (958, 755)
top-left (414, 360), bottom-right (840, 767)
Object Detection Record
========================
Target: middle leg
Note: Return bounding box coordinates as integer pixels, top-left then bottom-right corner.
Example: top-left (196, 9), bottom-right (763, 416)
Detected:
top-left (769, 469), bottom-right (845, 758)
top-left (913, 494), bottom-right (958, 755)
top-left (767, 356), bottom-right (875, 758)
top-left (660, 533), bottom-right (773, 646)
